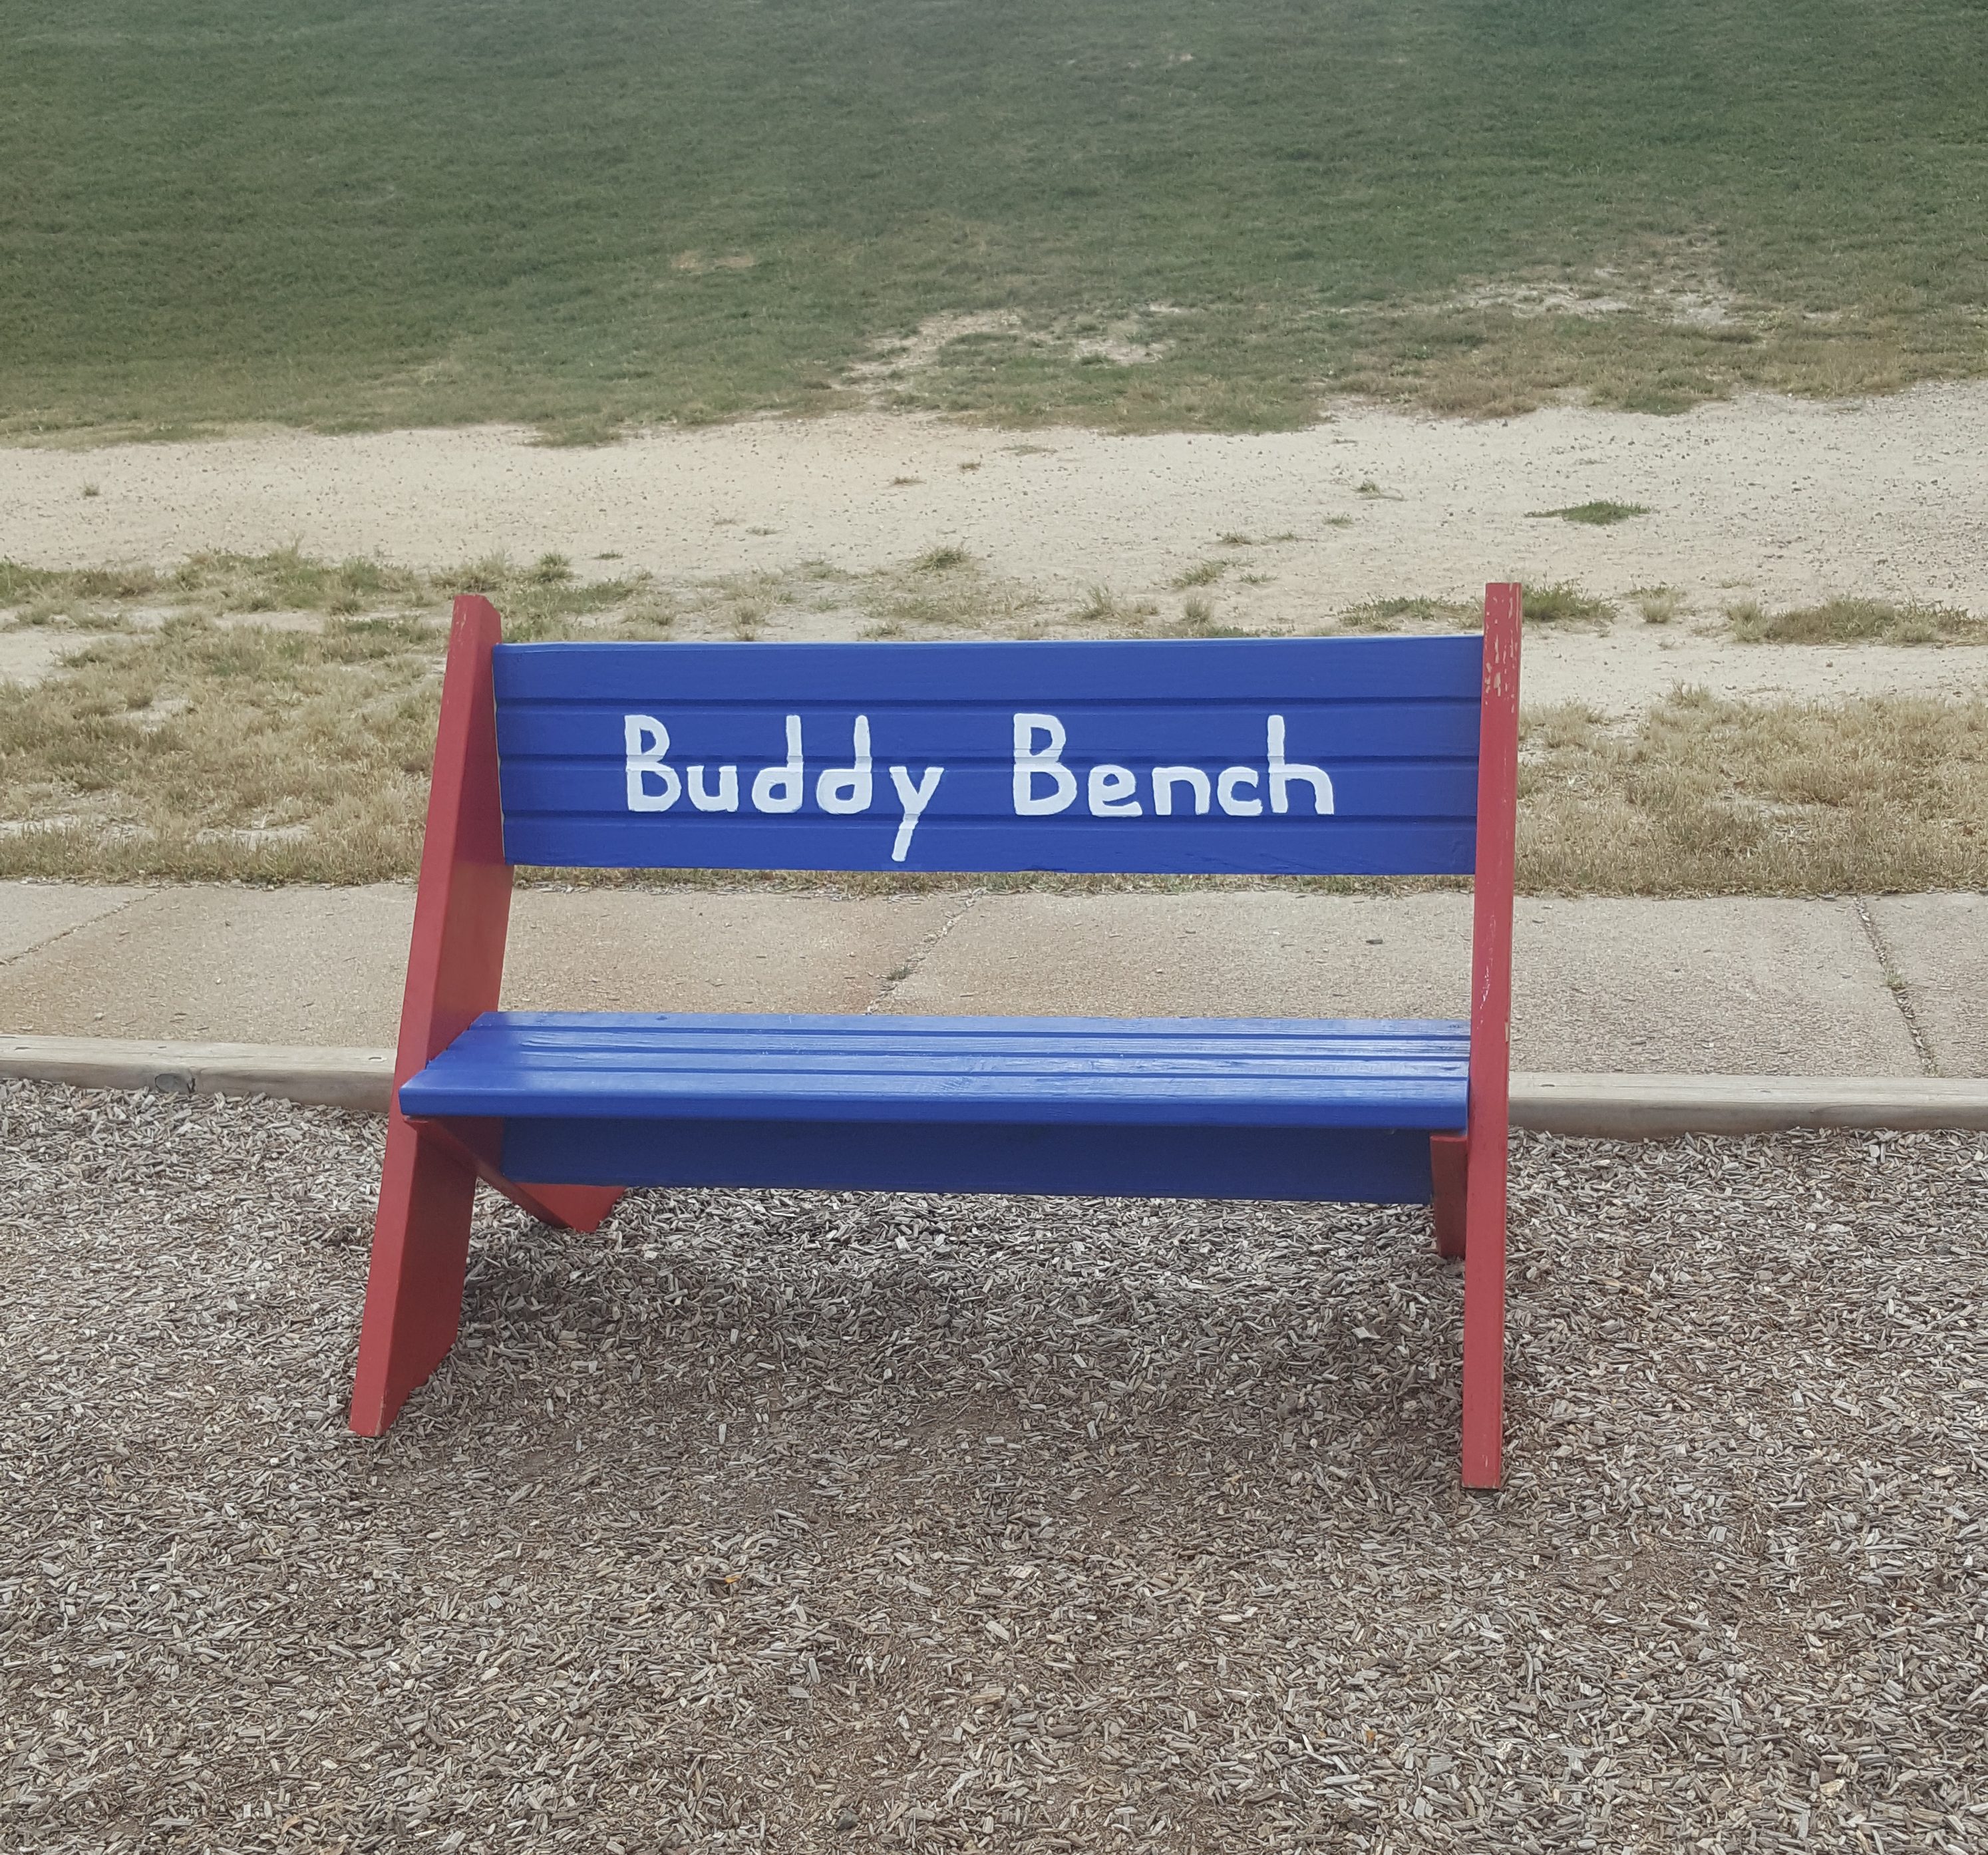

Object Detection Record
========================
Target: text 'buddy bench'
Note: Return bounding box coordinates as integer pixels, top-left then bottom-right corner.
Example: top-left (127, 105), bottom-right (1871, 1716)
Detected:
top-left (352, 585), bottom-right (1521, 1486)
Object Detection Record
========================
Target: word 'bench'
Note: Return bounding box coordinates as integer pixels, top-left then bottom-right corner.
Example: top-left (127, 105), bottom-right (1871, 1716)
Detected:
top-left (351, 587), bottom-right (1520, 1485)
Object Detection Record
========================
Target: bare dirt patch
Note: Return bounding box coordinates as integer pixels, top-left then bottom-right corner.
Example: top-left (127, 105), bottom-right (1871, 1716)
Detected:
top-left (0, 629), bottom-right (77, 686)
top-left (844, 311), bottom-right (1174, 405)
top-left (5, 385), bottom-right (1985, 721)
top-left (3, 1083), bottom-right (1984, 1852)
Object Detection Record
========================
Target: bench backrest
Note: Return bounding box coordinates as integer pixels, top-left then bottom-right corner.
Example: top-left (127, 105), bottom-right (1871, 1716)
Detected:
top-left (490, 633), bottom-right (1499, 876)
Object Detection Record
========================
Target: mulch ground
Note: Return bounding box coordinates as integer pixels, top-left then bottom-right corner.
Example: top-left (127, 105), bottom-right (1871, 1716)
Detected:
top-left (2, 1082), bottom-right (1983, 1854)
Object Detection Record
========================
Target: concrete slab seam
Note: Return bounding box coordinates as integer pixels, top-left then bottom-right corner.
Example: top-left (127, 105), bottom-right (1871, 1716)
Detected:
top-left (0, 886), bottom-right (145, 971)
top-left (862, 888), bottom-right (989, 1015)
top-left (1852, 896), bottom-right (1937, 1076)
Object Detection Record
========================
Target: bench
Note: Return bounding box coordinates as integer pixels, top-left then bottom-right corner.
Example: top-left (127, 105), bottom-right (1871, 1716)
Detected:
top-left (350, 585), bottom-right (1521, 1485)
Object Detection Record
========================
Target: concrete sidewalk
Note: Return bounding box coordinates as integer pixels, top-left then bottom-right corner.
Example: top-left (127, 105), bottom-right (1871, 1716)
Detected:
top-left (3, 880), bottom-right (1983, 1077)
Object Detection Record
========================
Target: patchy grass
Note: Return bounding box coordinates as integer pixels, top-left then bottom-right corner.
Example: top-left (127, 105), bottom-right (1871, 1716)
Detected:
top-left (1333, 595), bottom-right (1482, 635)
top-left (0, 546), bottom-right (1061, 649)
top-left (1071, 586), bottom-right (1160, 627)
top-left (1521, 582), bottom-right (1615, 627)
top-left (860, 554), bottom-right (1040, 634)
top-left (1325, 587), bottom-right (1605, 635)
top-left (1172, 559), bottom-right (1226, 588)
top-left (0, 547), bottom-right (647, 627)
top-left (0, 615), bottom-right (440, 884)
top-left (1631, 585), bottom-right (1687, 625)
top-left (9, 3), bottom-right (1987, 438)
top-left (6, 554), bottom-right (1984, 894)
top-left (1726, 597), bottom-right (1988, 645)
top-left (1528, 501), bottom-right (1651, 526)
top-left (1520, 690), bottom-right (1988, 894)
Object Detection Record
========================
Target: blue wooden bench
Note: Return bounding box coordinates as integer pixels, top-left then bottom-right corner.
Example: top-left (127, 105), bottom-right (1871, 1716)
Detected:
top-left (350, 586), bottom-right (1521, 1485)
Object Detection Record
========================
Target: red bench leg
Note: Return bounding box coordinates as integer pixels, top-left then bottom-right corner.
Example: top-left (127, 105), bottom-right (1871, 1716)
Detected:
top-left (348, 594), bottom-right (621, 1438)
top-left (1458, 1126), bottom-right (1508, 1488)
top-left (1430, 1132), bottom-right (1468, 1258)
top-left (1458, 582), bottom-right (1520, 1490)
top-left (349, 1114), bottom-right (478, 1435)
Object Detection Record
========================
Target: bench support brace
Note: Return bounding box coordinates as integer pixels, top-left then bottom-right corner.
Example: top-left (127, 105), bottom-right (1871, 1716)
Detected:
top-left (1430, 1132), bottom-right (1468, 1259)
top-left (349, 596), bottom-right (622, 1438)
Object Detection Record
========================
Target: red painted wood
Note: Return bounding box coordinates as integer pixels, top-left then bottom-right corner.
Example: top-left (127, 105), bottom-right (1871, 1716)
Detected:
top-left (349, 596), bottom-right (621, 1438)
top-left (1430, 1132), bottom-right (1468, 1258)
top-left (414, 1114), bottom-right (624, 1230)
top-left (1459, 583), bottom-right (1521, 1488)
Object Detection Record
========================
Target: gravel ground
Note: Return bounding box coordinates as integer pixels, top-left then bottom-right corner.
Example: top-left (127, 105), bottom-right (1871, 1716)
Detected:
top-left (2, 1082), bottom-right (1985, 1854)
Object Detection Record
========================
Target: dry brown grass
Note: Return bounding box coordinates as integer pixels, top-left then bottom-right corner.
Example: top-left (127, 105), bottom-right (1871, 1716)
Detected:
top-left (0, 615), bottom-right (441, 884)
top-left (1726, 597), bottom-right (1988, 646)
top-left (0, 551), bottom-right (1042, 883)
top-left (1520, 689), bottom-right (1988, 895)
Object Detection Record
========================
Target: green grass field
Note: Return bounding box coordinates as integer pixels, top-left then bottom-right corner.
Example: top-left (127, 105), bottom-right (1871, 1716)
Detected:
top-left (4, 0), bottom-right (1985, 440)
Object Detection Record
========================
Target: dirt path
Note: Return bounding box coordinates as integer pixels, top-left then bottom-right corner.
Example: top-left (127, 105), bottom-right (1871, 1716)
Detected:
top-left (6, 385), bottom-right (1986, 713)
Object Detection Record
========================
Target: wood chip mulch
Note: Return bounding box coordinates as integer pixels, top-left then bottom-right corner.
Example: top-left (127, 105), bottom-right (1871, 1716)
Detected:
top-left (2, 1082), bottom-right (1984, 1853)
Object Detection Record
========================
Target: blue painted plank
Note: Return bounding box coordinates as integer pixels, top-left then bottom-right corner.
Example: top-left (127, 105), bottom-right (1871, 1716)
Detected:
top-left (493, 637), bottom-right (1484, 704)
top-left (430, 1024), bottom-right (1465, 1076)
top-left (411, 1073), bottom-right (1466, 1128)
top-left (500, 818), bottom-right (1476, 876)
top-left (442, 1009), bottom-right (1470, 1053)
top-left (482, 1010), bottom-right (1468, 1039)
top-left (496, 701), bottom-right (1482, 764)
top-left (399, 1011), bottom-right (1469, 1131)
top-left (500, 1115), bottom-right (1438, 1204)
top-left (490, 635), bottom-right (1484, 876)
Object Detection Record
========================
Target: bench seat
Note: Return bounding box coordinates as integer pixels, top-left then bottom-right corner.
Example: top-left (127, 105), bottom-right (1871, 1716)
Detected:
top-left (401, 1011), bottom-right (1468, 1203)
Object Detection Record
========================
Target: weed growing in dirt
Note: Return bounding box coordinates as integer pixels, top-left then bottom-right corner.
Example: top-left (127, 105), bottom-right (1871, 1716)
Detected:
top-left (1528, 501), bottom-right (1651, 526)
top-left (1521, 583), bottom-right (1615, 627)
top-left (1172, 560), bottom-right (1226, 588)
top-left (1329, 583), bottom-right (1604, 632)
top-left (1335, 596), bottom-right (1481, 634)
top-left (1072, 587), bottom-right (1158, 626)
